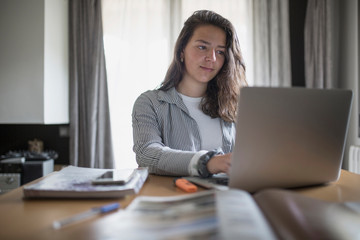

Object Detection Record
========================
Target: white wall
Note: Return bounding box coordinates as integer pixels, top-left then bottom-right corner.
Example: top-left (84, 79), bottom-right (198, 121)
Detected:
top-left (0, 0), bottom-right (69, 124)
top-left (44, 0), bottom-right (69, 124)
top-left (339, 0), bottom-right (359, 169)
top-left (0, 0), bottom-right (45, 123)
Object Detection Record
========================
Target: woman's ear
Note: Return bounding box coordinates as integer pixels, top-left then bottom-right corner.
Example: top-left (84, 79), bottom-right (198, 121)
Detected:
top-left (180, 52), bottom-right (184, 62)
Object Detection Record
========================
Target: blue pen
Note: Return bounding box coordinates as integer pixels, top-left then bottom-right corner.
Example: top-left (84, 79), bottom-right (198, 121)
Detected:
top-left (52, 203), bottom-right (120, 230)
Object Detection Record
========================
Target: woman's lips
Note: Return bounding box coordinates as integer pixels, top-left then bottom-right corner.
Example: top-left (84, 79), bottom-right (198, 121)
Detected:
top-left (200, 66), bottom-right (214, 72)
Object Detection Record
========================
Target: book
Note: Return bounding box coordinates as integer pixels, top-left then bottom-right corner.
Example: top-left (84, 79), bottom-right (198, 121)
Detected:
top-left (23, 166), bottom-right (148, 198)
top-left (93, 188), bottom-right (360, 240)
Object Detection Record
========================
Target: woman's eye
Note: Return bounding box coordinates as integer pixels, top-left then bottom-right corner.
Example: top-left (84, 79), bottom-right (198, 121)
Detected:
top-left (198, 46), bottom-right (206, 50)
top-left (217, 50), bottom-right (225, 55)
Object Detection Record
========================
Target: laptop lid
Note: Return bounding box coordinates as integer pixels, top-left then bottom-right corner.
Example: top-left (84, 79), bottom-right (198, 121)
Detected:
top-left (229, 87), bottom-right (353, 192)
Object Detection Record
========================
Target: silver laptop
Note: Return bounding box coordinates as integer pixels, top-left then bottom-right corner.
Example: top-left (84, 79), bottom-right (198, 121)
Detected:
top-left (186, 87), bottom-right (353, 192)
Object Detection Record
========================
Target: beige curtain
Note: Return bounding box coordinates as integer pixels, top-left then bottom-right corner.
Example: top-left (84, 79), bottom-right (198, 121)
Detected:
top-left (69, 0), bottom-right (114, 168)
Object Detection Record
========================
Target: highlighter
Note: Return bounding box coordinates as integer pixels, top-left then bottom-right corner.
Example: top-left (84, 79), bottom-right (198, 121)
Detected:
top-left (174, 178), bottom-right (198, 193)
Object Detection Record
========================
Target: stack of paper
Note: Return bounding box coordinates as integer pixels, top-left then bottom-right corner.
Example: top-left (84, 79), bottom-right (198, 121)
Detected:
top-left (23, 166), bottom-right (148, 198)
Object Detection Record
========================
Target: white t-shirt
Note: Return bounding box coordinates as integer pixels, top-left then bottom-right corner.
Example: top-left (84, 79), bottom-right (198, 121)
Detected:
top-left (180, 93), bottom-right (223, 150)
top-left (179, 93), bottom-right (223, 176)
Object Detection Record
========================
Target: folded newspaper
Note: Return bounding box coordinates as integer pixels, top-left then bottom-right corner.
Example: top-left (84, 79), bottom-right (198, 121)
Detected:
top-left (93, 190), bottom-right (276, 240)
top-left (87, 188), bottom-right (360, 240)
top-left (23, 166), bottom-right (148, 198)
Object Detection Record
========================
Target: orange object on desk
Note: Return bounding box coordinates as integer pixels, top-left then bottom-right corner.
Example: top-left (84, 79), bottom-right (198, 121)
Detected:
top-left (174, 178), bottom-right (198, 193)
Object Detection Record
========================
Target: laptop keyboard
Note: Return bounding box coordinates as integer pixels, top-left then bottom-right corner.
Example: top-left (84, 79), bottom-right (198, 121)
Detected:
top-left (208, 177), bottom-right (229, 186)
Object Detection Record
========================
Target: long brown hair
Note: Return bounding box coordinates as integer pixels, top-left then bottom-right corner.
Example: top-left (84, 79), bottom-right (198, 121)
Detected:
top-left (159, 10), bottom-right (247, 122)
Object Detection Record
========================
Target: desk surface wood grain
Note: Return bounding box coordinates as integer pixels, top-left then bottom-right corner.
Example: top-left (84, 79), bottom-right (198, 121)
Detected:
top-left (1, 170), bottom-right (360, 240)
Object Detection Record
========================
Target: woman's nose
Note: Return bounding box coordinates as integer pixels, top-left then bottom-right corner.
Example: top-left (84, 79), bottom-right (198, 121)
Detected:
top-left (205, 49), bottom-right (216, 62)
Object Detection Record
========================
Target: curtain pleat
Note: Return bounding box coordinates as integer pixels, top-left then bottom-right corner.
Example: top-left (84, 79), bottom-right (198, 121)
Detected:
top-left (252, 0), bottom-right (292, 87)
top-left (304, 0), bottom-right (339, 89)
top-left (69, 0), bottom-right (114, 168)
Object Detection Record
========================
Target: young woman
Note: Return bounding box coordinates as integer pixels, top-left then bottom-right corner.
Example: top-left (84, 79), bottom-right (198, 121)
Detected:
top-left (132, 10), bottom-right (246, 177)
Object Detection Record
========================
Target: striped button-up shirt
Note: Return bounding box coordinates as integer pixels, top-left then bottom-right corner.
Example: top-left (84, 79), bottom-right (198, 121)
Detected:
top-left (132, 87), bottom-right (235, 176)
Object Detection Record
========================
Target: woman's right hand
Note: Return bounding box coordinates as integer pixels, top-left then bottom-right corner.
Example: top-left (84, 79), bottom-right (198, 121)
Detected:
top-left (206, 153), bottom-right (232, 175)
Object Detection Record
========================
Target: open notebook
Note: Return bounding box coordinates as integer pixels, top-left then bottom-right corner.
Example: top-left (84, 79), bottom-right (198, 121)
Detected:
top-left (185, 87), bottom-right (353, 192)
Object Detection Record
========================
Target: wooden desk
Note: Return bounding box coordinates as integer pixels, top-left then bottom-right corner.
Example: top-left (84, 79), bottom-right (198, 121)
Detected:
top-left (1, 170), bottom-right (360, 240)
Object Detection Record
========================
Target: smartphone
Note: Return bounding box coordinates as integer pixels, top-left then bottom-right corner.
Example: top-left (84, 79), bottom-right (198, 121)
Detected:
top-left (91, 169), bottom-right (136, 185)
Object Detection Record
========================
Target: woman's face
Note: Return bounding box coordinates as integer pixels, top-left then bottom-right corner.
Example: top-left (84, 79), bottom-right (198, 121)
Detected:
top-left (181, 24), bottom-right (226, 88)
